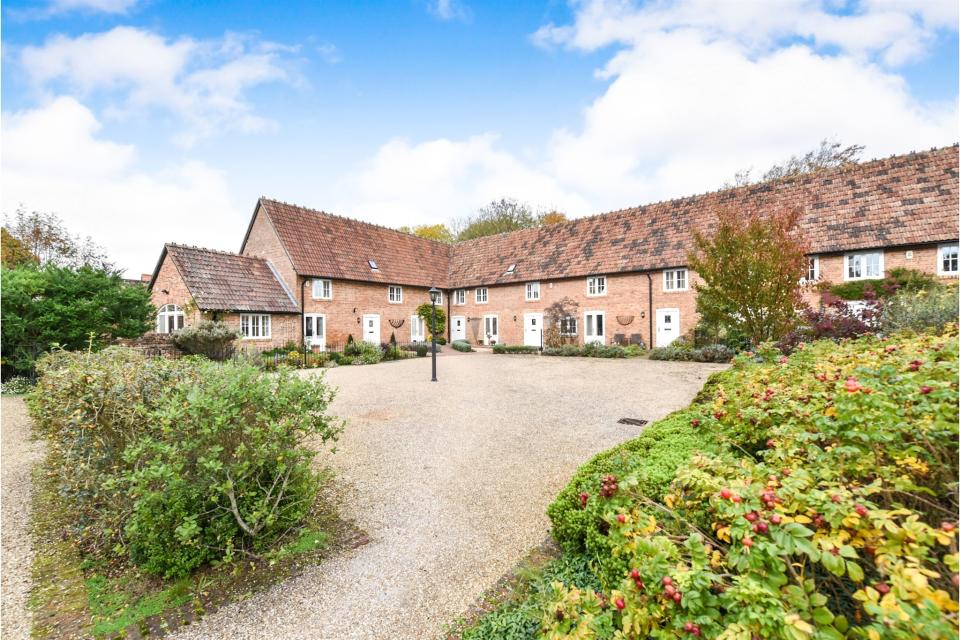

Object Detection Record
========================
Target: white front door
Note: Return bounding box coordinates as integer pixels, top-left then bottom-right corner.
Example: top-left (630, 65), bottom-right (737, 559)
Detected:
top-left (523, 313), bottom-right (543, 347)
top-left (656, 308), bottom-right (680, 347)
top-left (304, 313), bottom-right (326, 350)
top-left (483, 314), bottom-right (499, 345)
top-left (584, 311), bottom-right (605, 344)
top-left (410, 315), bottom-right (426, 343)
top-left (452, 315), bottom-right (466, 341)
top-left (362, 314), bottom-right (380, 344)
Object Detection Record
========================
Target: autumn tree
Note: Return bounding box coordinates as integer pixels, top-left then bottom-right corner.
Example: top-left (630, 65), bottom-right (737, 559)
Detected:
top-left (1, 227), bottom-right (38, 268)
top-left (688, 202), bottom-right (808, 345)
top-left (453, 198), bottom-right (539, 241)
top-left (730, 140), bottom-right (865, 186)
top-left (539, 211), bottom-right (569, 225)
top-left (4, 207), bottom-right (111, 269)
top-left (398, 223), bottom-right (454, 243)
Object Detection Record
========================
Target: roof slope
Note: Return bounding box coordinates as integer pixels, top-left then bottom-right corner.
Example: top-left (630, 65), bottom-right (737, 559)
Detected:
top-left (254, 199), bottom-right (452, 288)
top-left (161, 244), bottom-right (298, 313)
top-left (448, 145), bottom-right (959, 286)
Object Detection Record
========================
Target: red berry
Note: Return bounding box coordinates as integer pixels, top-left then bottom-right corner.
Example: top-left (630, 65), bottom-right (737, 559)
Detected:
top-left (713, 411), bottom-right (725, 420)
top-left (845, 376), bottom-right (862, 393)
top-left (855, 504), bottom-right (868, 517)
top-left (579, 492), bottom-right (589, 508)
top-left (874, 582), bottom-right (890, 595)
top-left (635, 579), bottom-right (645, 590)
top-left (691, 418), bottom-right (701, 427)
top-left (630, 568), bottom-right (640, 580)
top-left (920, 386), bottom-right (933, 394)
top-left (942, 521), bottom-right (956, 532)
top-left (614, 597), bottom-right (626, 610)
top-left (745, 511), bottom-right (759, 522)
top-left (672, 592), bottom-right (682, 603)
top-left (831, 494), bottom-right (842, 503)
top-left (617, 514), bottom-right (626, 523)
top-left (770, 514), bottom-right (782, 525)
top-left (662, 576), bottom-right (673, 586)
top-left (754, 522), bottom-right (769, 534)
top-left (719, 488), bottom-right (732, 500)
top-left (742, 536), bottom-right (754, 548)
top-left (731, 495), bottom-right (742, 503)
top-left (908, 360), bottom-right (923, 371)
top-left (684, 622), bottom-right (696, 633)
top-left (766, 439), bottom-right (775, 448)
top-left (664, 584), bottom-right (676, 597)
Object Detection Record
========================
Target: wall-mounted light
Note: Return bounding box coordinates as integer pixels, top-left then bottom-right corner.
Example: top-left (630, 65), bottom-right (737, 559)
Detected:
top-left (161, 289), bottom-right (170, 294)
top-left (513, 315), bottom-right (517, 321)
top-left (356, 317), bottom-right (361, 324)
top-left (640, 311), bottom-right (645, 319)
top-left (352, 307), bottom-right (357, 313)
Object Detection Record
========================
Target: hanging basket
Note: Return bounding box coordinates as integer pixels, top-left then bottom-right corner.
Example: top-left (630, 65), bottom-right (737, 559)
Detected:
top-left (616, 315), bottom-right (635, 326)
top-left (388, 318), bottom-right (405, 329)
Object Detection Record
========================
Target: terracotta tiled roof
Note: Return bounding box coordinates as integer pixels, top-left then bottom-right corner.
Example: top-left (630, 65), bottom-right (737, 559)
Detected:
top-left (448, 145), bottom-right (959, 286)
top-left (255, 198), bottom-right (453, 288)
top-left (161, 244), bottom-right (298, 313)
top-left (243, 146), bottom-right (957, 289)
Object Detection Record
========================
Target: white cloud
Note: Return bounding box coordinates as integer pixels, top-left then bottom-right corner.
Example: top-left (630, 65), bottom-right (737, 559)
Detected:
top-left (316, 43), bottom-right (341, 64)
top-left (338, 0), bottom-right (956, 223)
top-left (2, 97), bottom-right (242, 276)
top-left (21, 27), bottom-right (295, 146)
top-left (428, 0), bottom-right (471, 22)
top-left (48, 0), bottom-right (140, 13)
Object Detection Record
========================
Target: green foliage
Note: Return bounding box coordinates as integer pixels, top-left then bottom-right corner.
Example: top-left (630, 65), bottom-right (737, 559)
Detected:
top-left (1, 265), bottom-right (154, 374)
top-left (542, 344), bottom-right (633, 358)
top-left (170, 321), bottom-right (241, 361)
top-left (397, 223), bottom-right (455, 243)
top-left (28, 348), bottom-right (341, 578)
top-left (416, 302), bottom-right (447, 338)
top-left (688, 203), bottom-right (807, 345)
top-left (493, 344), bottom-right (540, 354)
top-left (452, 339), bottom-right (473, 352)
top-left (455, 198), bottom-right (539, 241)
top-left (1, 375), bottom-right (34, 394)
top-left (881, 285), bottom-right (958, 334)
top-left (1, 226), bottom-right (38, 268)
top-left (828, 267), bottom-right (941, 301)
top-left (343, 340), bottom-right (383, 364)
top-left (540, 329), bottom-right (959, 639)
top-left (649, 343), bottom-right (734, 363)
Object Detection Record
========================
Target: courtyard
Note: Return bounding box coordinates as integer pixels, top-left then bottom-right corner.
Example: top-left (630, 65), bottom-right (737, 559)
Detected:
top-left (160, 352), bottom-right (725, 639)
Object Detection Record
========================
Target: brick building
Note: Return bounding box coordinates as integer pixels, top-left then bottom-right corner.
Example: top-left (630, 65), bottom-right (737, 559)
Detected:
top-left (149, 145), bottom-right (959, 350)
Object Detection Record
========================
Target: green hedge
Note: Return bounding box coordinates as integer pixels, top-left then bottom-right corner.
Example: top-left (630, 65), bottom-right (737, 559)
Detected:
top-left (452, 339), bottom-right (473, 352)
top-left (492, 344), bottom-right (540, 354)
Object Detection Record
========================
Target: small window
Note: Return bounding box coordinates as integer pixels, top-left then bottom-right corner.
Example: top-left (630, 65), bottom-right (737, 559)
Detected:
top-left (804, 257), bottom-right (820, 283)
top-left (663, 268), bottom-right (688, 292)
top-left (475, 287), bottom-right (488, 304)
top-left (454, 289), bottom-right (466, 305)
top-left (845, 251), bottom-right (883, 281)
top-left (388, 285), bottom-right (403, 303)
top-left (525, 282), bottom-right (540, 301)
top-left (240, 314), bottom-right (271, 339)
top-left (312, 279), bottom-right (332, 300)
top-left (368, 259), bottom-right (379, 270)
top-left (155, 303), bottom-right (185, 334)
top-left (939, 244), bottom-right (958, 275)
top-left (587, 276), bottom-right (607, 296)
top-left (559, 316), bottom-right (578, 336)
top-left (433, 290), bottom-right (443, 306)
top-left (505, 264), bottom-right (516, 275)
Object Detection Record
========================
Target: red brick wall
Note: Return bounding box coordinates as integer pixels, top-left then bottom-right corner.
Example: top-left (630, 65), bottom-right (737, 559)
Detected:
top-left (149, 253), bottom-right (203, 327)
top-left (219, 312), bottom-right (301, 350)
top-left (241, 206), bottom-right (298, 294)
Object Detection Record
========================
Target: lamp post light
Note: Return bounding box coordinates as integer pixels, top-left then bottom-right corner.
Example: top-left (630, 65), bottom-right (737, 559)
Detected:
top-left (428, 287), bottom-right (440, 382)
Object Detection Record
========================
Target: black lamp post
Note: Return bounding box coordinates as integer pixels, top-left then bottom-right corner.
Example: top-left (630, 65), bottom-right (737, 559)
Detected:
top-left (428, 287), bottom-right (440, 382)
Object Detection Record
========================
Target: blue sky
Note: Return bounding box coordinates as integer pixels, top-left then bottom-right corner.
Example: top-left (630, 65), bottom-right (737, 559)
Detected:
top-left (2, 0), bottom-right (957, 275)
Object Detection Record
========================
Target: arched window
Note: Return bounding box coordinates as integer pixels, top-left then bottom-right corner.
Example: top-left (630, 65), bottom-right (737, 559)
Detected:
top-left (156, 304), bottom-right (185, 334)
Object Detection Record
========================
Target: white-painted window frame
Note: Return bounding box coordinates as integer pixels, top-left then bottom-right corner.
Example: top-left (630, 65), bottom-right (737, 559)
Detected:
top-left (311, 278), bottom-right (332, 300)
top-left (663, 268), bottom-right (688, 292)
top-left (559, 315), bottom-right (578, 337)
top-left (525, 281), bottom-right (540, 301)
top-left (156, 304), bottom-right (185, 334)
top-left (388, 285), bottom-right (403, 304)
top-left (410, 314), bottom-right (426, 342)
top-left (938, 243), bottom-right (959, 276)
top-left (586, 275), bottom-right (607, 297)
top-left (844, 251), bottom-right (884, 281)
top-left (432, 290), bottom-right (443, 306)
top-left (454, 289), bottom-right (466, 305)
top-left (475, 287), bottom-right (489, 304)
top-left (240, 313), bottom-right (271, 339)
top-left (804, 256), bottom-right (820, 284)
top-left (584, 310), bottom-right (606, 344)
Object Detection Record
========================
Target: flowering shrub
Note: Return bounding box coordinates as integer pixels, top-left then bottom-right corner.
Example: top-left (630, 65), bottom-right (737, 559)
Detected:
top-left (171, 321), bottom-right (241, 361)
top-left (541, 328), bottom-right (958, 639)
top-left (881, 285), bottom-right (958, 335)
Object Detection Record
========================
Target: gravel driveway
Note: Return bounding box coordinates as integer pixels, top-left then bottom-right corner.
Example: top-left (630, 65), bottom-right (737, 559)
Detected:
top-left (172, 353), bottom-right (724, 640)
top-left (1, 397), bottom-right (46, 640)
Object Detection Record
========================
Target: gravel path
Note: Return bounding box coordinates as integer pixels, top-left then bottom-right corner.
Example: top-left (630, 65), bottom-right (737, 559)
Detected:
top-left (1, 396), bottom-right (45, 640)
top-left (173, 353), bottom-right (724, 640)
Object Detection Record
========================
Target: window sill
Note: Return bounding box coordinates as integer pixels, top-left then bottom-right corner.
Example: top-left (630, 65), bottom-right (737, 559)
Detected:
top-left (585, 293), bottom-right (607, 298)
top-left (663, 288), bottom-right (688, 293)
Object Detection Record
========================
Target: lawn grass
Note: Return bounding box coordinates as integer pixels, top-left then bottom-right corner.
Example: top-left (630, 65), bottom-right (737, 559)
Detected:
top-left (28, 454), bottom-right (364, 639)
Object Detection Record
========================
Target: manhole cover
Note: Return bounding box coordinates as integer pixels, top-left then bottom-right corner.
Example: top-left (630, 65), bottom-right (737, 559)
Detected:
top-left (617, 418), bottom-right (648, 426)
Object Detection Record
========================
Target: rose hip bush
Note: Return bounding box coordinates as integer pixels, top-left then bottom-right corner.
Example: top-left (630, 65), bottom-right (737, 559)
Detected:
top-left (541, 328), bottom-right (958, 639)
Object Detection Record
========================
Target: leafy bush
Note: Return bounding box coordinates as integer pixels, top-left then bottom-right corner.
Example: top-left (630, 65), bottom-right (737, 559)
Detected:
top-left (648, 344), bottom-right (694, 361)
top-left (543, 344), bottom-right (641, 358)
top-left (540, 329), bottom-right (959, 639)
top-left (28, 348), bottom-right (341, 578)
top-left (581, 344), bottom-right (626, 358)
top-left (881, 285), bottom-right (958, 334)
top-left (452, 339), bottom-right (473, 352)
top-left (690, 343), bottom-right (735, 363)
top-left (493, 344), bottom-right (540, 354)
top-left (416, 302), bottom-right (447, 339)
top-left (343, 340), bottom-right (383, 364)
top-left (171, 321), bottom-right (241, 361)
top-left (1, 375), bottom-right (34, 394)
top-left (828, 267), bottom-right (940, 301)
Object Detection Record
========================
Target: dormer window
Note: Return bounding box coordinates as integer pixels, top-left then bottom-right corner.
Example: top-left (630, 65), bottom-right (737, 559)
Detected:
top-left (505, 264), bottom-right (516, 275)
top-left (368, 259), bottom-right (379, 271)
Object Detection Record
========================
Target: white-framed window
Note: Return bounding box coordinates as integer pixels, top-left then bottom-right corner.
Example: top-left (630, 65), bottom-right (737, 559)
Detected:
top-left (559, 316), bottom-right (578, 336)
top-left (388, 285), bottom-right (403, 304)
top-left (844, 251), bottom-right (884, 281)
top-left (663, 268), bottom-right (688, 292)
top-left (311, 278), bottom-right (332, 300)
top-left (587, 276), bottom-right (607, 296)
top-left (156, 304), bottom-right (185, 334)
top-left (454, 289), bottom-right (466, 305)
top-left (584, 310), bottom-right (605, 344)
top-left (410, 315), bottom-right (426, 342)
top-left (432, 290), bottom-right (443, 306)
top-left (525, 281), bottom-right (540, 301)
top-left (475, 287), bottom-right (488, 304)
top-left (805, 256), bottom-right (820, 283)
top-left (240, 314), bottom-right (271, 339)
top-left (938, 244), bottom-right (958, 275)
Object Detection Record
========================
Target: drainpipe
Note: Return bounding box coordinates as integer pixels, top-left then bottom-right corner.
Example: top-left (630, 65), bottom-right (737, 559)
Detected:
top-left (301, 278), bottom-right (307, 367)
top-left (646, 273), bottom-right (654, 349)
